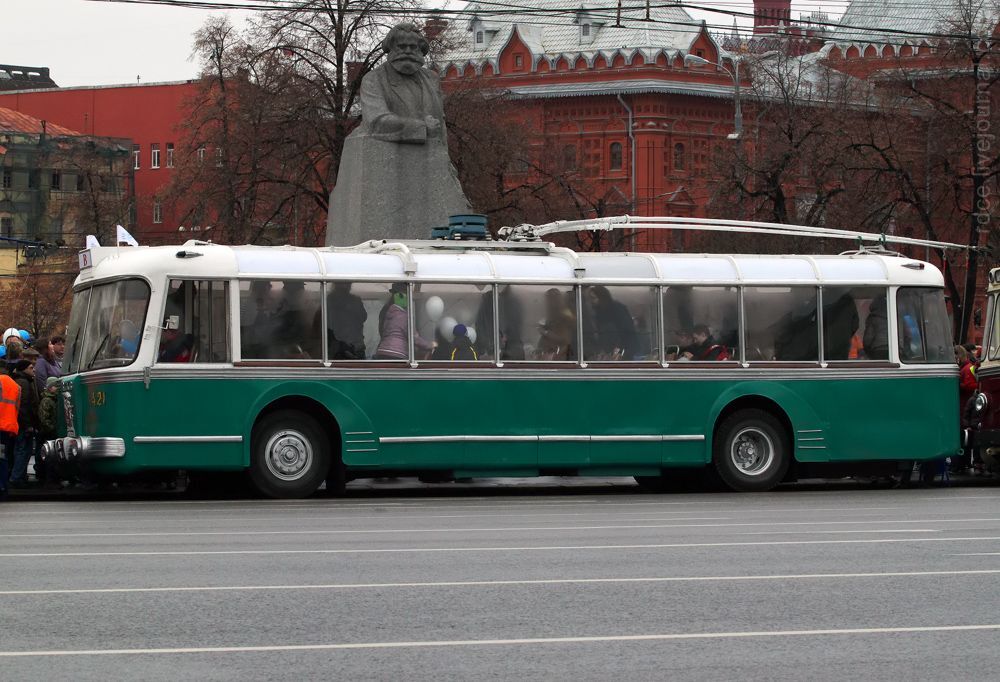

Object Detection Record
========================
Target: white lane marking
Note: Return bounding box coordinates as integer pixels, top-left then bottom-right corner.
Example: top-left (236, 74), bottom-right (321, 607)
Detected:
top-left (3, 624), bottom-right (1000, 657)
top-left (954, 553), bottom-right (1000, 556)
top-left (0, 502), bottom-right (906, 517)
top-left (3, 535), bottom-right (1000, 558)
top-left (5, 517), bottom-right (1000, 539)
top-left (3, 569), bottom-right (1000, 597)
top-left (1, 507), bottom-right (912, 523)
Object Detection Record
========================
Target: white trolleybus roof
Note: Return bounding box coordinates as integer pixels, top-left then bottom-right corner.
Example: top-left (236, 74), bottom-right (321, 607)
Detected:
top-left (75, 215), bottom-right (963, 288)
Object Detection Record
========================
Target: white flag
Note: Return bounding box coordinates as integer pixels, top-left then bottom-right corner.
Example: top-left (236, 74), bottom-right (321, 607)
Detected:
top-left (116, 224), bottom-right (138, 247)
top-left (85, 235), bottom-right (100, 249)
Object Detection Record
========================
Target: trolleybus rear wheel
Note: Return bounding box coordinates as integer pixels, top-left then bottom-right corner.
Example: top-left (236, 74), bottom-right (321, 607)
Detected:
top-left (250, 410), bottom-right (330, 498)
top-left (713, 409), bottom-right (789, 492)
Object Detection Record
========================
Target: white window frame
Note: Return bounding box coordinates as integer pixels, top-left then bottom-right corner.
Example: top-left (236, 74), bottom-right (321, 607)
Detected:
top-left (133, 145), bottom-right (140, 170)
top-left (166, 143), bottom-right (174, 168)
top-left (153, 198), bottom-right (163, 224)
top-left (197, 146), bottom-right (205, 164)
top-left (151, 143), bottom-right (160, 169)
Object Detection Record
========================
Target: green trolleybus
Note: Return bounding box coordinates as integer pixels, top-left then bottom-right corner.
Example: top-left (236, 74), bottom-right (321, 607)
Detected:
top-left (44, 229), bottom-right (959, 497)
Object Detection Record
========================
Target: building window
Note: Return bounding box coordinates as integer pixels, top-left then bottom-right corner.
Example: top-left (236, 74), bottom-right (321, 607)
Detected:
top-left (76, 174), bottom-right (85, 191)
top-left (2, 169), bottom-right (11, 189)
top-left (197, 146), bottom-right (205, 164)
top-left (0, 217), bottom-right (11, 237)
top-left (514, 54), bottom-right (523, 70)
top-left (562, 145), bottom-right (577, 171)
top-left (153, 198), bottom-right (163, 224)
top-left (51, 171), bottom-right (61, 191)
top-left (133, 144), bottom-right (140, 170)
top-left (673, 143), bottom-right (686, 171)
top-left (609, 142), bottom-right (623, 170)
top-left (582, 24), bottom-right (591, 37)
top-left (216, 147), bottom-right (223, 167)
top-left (166, 143), bottom-right (175, 168)
top-left (151, 143), bottom-right (161, 169)
top-left (475, 30), bottom-right (484, 44)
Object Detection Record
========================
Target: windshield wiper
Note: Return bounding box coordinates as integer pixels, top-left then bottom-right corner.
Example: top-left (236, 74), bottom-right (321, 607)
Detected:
top-left (86, 332), bottom-right (111, 370)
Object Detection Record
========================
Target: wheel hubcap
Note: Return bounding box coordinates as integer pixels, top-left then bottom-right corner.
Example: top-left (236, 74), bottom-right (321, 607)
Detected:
top-left (264, 429), bottom-right (313, 481)
top-left (730, 427), bottom-right (774, 476)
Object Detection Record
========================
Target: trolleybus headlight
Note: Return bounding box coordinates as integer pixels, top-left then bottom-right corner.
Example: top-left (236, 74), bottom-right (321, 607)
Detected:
top-left (974, 392), bottom-right (989, 414)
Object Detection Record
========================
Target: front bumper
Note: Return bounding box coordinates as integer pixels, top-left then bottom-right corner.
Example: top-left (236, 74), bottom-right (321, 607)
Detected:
top-left (41, 437), bottom-right (126, 463)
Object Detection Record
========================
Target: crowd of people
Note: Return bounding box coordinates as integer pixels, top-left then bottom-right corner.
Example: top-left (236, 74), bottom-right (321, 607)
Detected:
top-left (0, 328), bottom-right (65, 499)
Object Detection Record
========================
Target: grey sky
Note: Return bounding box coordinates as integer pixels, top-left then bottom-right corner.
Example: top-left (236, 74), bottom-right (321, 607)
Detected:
top-left (8, 1), bottom-right (844, 88)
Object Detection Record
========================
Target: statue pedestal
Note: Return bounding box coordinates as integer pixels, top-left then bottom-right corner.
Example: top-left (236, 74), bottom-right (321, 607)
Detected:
top-left (325, 130), bottom-right (471, 246)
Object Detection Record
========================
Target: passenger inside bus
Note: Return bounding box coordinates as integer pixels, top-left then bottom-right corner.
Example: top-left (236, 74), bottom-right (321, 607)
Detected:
top-left (374, 283), bottom-right (433, 360)
top-left (535, 288), bottom-right (576, 361)
top-left (822, 290), bottom-right (860, 360)
top-left (273, 280), bottom-right (312, 359)
top-left (682, 324), bottom-right (729, 361)
top-left (863, 294), bottom-right (890, 360)
top-left (241, 281), bottom-right (275, 358)
top-left (325, 282), bottom-right (367, 360)
top-left (476, 285), bottom-right (525, 361)
top-left (584, 285), bottom-right (638, 361)
top-left (666, 329), bottom-right (694, 361)
top-left (158, 326), bottom-right (194, 363)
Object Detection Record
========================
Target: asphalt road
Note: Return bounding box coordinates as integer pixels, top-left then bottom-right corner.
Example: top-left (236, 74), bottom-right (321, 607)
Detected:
top-left (3, 481), bottom-right (1000, 680)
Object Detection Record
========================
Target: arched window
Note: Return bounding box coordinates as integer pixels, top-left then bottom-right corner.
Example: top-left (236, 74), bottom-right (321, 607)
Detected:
top-left (609, 142), bottom-right (623, 170)
top-left (673, 143), bottom-right (685, 171)
top-left (562, 145), bottom-right (577, 171)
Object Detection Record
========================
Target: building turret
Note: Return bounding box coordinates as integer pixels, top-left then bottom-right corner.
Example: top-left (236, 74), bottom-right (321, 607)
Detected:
top-left (754, 0), bottom-right (791, 35)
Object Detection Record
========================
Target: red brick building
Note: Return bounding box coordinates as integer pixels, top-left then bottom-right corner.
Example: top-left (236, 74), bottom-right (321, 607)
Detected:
top-left (436, 2), bottom-right (740, 251)
top-left (0, 81), bottom-right (198, 241)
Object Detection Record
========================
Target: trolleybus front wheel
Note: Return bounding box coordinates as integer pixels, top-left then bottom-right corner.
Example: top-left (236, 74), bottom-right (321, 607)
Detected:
top-left (713, 409), bottom-right (789, 492)
top-left (250, 410), bottom-right (331, 498)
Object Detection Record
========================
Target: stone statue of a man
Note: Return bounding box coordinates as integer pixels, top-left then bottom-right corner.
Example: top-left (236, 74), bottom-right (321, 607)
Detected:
top-left (325, 23), bottom-right (471, 245)
top-left (362, 24), bottom-right (445, 144)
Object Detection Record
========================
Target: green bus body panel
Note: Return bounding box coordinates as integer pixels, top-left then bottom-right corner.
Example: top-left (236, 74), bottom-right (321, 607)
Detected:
top-left (66, 373), bottom-right (959, 477)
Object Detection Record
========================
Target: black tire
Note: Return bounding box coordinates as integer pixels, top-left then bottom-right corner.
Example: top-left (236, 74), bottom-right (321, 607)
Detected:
top-left (249, 410), bottom-right (331, 499)
top-left (712, 409), bottom-right (790, 492)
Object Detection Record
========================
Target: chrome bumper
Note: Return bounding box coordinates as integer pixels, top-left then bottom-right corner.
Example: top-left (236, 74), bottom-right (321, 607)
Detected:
top-left (41, 437), bottom-right (126, 462)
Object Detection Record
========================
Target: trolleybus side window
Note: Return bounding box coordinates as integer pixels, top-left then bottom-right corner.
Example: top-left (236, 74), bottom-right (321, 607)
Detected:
top-left (63, 288), bottom-right (92, 375)
top-left (159, 279), bottom-right (230, 364)
top-left (823, 286), bottom-right (887, 361)
top-left (989, 294), bottom-right (1000, 360)
top-left (413, 283), bottom-right (494, 362)
top-left (663, 286), bottom-right (737, 362)
top-left (896, 287), bottom-right (952, 363)
top-left (238, 280), bottom-right (320, 360)
top-left (582, 285), bottom-right (658, 362)
top-left (745, 287), bottom-right (819, 362)
top-left (323, 282), bottom-right (401, 361)
top-left (76, 279), bottom-right (150, 371)
top-left (502, 284), bottom-right (577, 362)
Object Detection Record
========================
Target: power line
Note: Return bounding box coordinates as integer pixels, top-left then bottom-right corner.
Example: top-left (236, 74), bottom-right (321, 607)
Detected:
top-left (80, 0), bottom-right (1000, 44)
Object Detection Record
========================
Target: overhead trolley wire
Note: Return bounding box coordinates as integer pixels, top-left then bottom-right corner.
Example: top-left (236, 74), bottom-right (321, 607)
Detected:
top-left (81, 0), bottom-right (1000, 45)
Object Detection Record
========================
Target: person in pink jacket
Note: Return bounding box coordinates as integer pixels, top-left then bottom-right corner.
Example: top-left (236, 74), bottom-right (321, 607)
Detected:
top-left (374, 284), bottom-right (433, 360)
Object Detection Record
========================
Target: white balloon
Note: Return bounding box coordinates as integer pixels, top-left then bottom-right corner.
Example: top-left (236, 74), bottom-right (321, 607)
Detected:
top-left (439, 316), bottom-right (458, 342)
top-left (424, 295), bottom-right (445, 322)
top-left (465, 326), bottom-right (477, 345)
top-left (453, 305), bottom-right (474, 325)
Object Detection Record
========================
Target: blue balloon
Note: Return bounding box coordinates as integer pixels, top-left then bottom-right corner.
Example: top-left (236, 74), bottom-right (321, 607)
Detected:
top-left (17, 330), bottom-right (29, 342)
